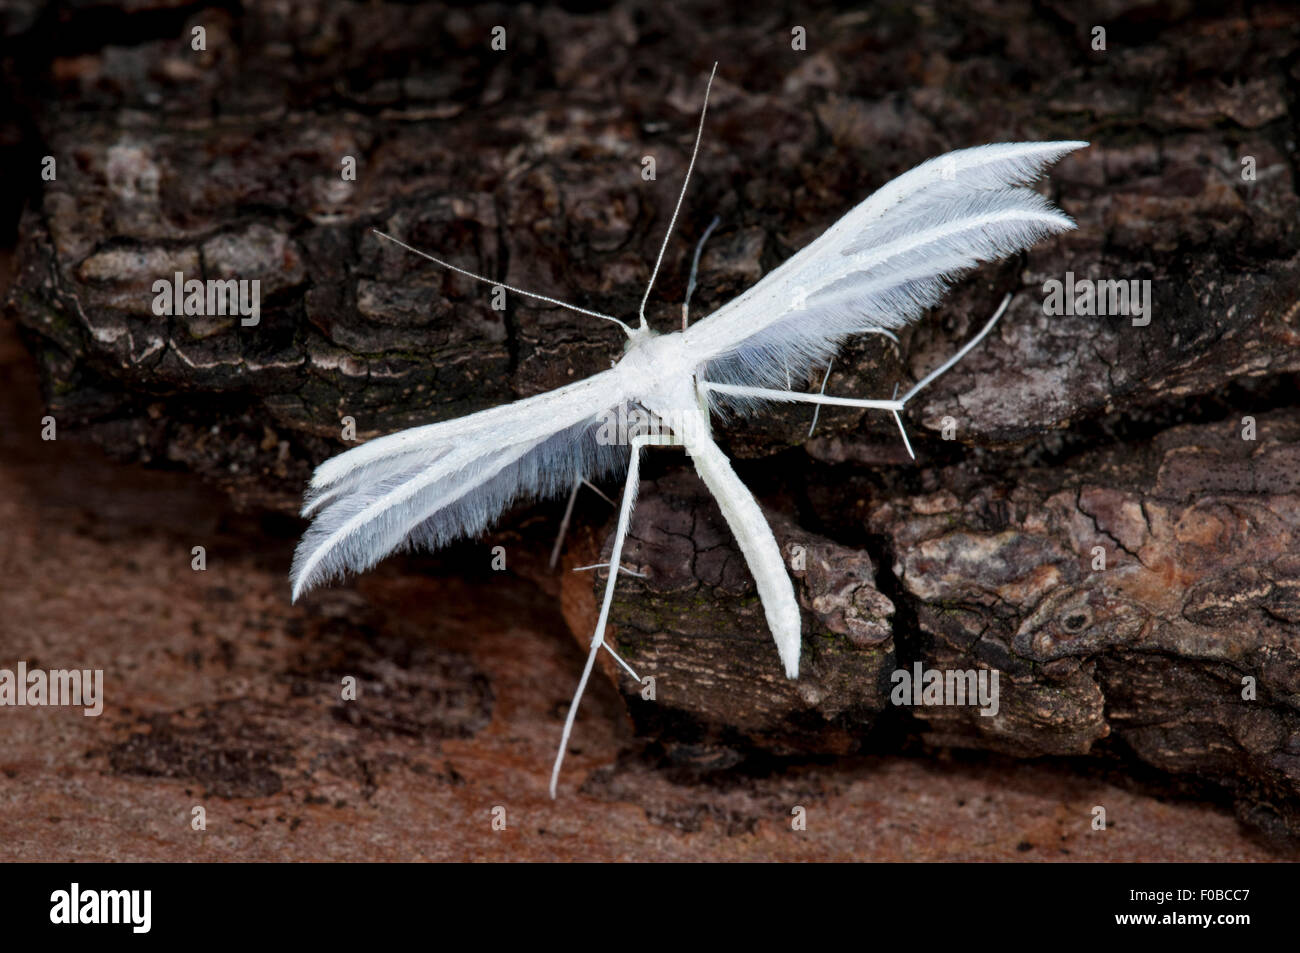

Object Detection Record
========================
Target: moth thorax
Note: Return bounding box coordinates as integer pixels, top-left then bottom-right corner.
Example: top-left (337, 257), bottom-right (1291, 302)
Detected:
top-left (617, 331), bottom-right (695, 416)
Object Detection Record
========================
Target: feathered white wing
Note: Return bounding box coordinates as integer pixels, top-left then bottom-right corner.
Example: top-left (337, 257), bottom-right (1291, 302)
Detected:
top-left (292, 141), bottom-right (1085, 599)
top-left (683, 141), bottom-right (1087, 404)
top-left (290, 369), bottom-right (631, 601)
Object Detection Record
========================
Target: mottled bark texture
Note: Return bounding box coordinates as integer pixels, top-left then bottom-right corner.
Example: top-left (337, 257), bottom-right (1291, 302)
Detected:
top-left (5, 1), bottom-right (1300, 836)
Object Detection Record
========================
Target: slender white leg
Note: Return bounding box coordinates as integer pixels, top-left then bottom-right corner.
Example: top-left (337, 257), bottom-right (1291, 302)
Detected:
top-left (888, 383), bottom-right (914, 459)
top-left (900, 293), bottom-right (1010, 402)
top-left (581, 478), bottom-right (615, 507)
top-left (806, 326), bottom-right (898, 438)
top-left (806, 329), bottom-right (899, 436)
top-left (572, 563), bottom-right (647, 578)
top-left (702, 382), bottom-right (904, 412)
top-left (598, 642), bottom-right (640, 681)
top-left (548, 476), bottom-right (583, 570)
top-left (571, 560), bottom-right (647, 674)
top-left (549, 432), bottom-right (680, 798)
top-left (548, 477), bottom-right (618, 571)
top-left (807, 358), bottom-right (834, 437)
top-left (701, 294), bottom-right (1013, 460)
top-left (682, 214), bottom-right (721, 330)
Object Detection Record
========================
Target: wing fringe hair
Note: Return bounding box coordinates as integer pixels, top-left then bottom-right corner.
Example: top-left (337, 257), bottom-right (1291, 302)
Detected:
top-left (290, 374), bottom-right (629, 601)
top-left (691, 140), bottom-right (1086, 411)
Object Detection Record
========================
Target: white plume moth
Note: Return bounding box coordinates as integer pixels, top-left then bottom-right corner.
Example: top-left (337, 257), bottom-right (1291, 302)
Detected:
top-left (290, 64), bottom-right (1087, 796)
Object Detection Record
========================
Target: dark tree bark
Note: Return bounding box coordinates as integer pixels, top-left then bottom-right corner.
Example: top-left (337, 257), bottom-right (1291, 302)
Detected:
top-left (567, 413), bottom-right (1300, 836)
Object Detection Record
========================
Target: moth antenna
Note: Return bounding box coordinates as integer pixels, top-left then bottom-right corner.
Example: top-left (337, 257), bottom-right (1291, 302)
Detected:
top-left (372, 229), bottom-right (635, 336)
top-left (639, 62), bottom-right (718, 332)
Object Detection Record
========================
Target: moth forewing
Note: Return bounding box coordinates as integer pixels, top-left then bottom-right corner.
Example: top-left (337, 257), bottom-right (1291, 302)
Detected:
top-left (289, 368), bottom-right (634, 602)
top-left (680, 417), bottom-right (802, 677)
top-left (685, 140), bottom-right (1088, 398)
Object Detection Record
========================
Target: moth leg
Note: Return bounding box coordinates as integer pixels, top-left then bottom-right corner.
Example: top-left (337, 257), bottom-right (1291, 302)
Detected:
top-left (888, 383), bottom-right (913, 459)
top-left (548, 477), bottom-right (583, 570)
top-left (548, 477), bottom-right (619, 570)
top-left (807, 358), bottom-right (834, 437)
top-left (572, 562), bottom-right (647, 578)
top-left (887, 293), bottom-right (1012, 456)
top-left (550, 478), bottom-right (635, 677)
top-left (549, 432), bottom-right (682, 798)
top-left (682, 214), bottom-right (721, 330)
top-left (700, 381), bottom-right (904, 413)
top-left (580, 477), bottom-right (616, 506)
top-left (700, 294), bottom-right (1013, 459)
top-left (595, 640), bottom-right (641, 682)
top-left (807, 329), bottom-right (899, 436)
top-left (573, 558), bottom-right (648, 675)
top-left (898, 293), bottom-right (1011, 403)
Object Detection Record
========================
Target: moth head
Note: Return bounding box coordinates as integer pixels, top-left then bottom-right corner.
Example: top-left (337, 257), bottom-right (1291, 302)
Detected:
top-left (623, 322), bottom-right (659, 352)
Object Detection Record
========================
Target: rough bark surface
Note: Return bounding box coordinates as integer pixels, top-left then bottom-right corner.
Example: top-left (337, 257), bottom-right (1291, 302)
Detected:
top-left (5, 0), bottom-right (1300, 848)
